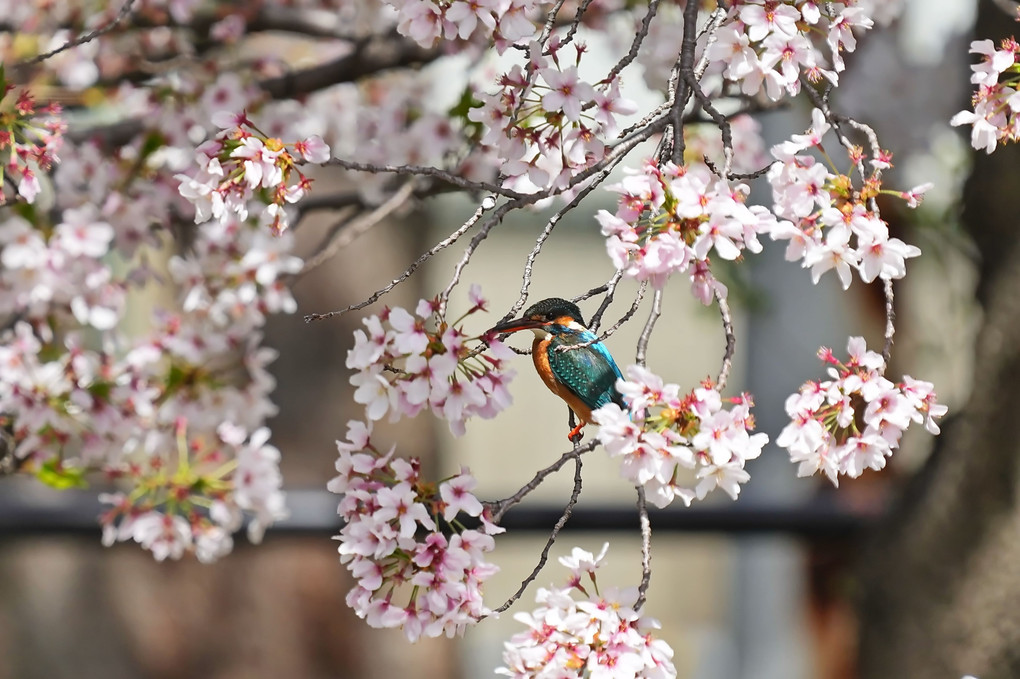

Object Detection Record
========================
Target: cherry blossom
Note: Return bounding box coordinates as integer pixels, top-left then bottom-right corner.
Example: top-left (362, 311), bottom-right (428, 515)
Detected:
top-left (468, 43), bottom-right (636, 193)
top-left (765, 110), bottom-right (924, 289)
top-left (701, 1), bottom-right (889, 101)
top-left (497, 544), bottom-right (676, 678)
top-left (0, 75), bottom-right (65, 206)
top-left (777, 337), bottom-right (947, 486)
top-left (346, 286), bottom-right (516, 435)
top-left (596, 160), bottom-right (775, 300)
top-left (176, 117), bottom-right (329, 235)
top-left (952, 38), bottom-right (1020, 154)
top-left (329, 419), bottom-right (500, 640)
top-left (594, 367), bottom-right (767, 509)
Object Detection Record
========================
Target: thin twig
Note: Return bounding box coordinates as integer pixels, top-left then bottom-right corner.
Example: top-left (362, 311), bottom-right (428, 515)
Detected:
top-left (798, 78), bottom-right (870, 188)
top-left (15, 0), bottom-right (138, 68)
top-left (490, 451), bottom-right (584, 615)
top-left (635, 485), bottom-right (652, 610)
top-left (439, 204), bottom-right (514, 316)
top-left (882, 278), bottom-right (895, 366)
top-left (635, 288), bottom-right (662, 366)
top-left (296, 180), bottom-right (417, 278)
top-left (558, 0), bottom-right (598, 49)
top-left (687, 73), bottom-right (734, 177)
top-left (325, 158), bottom-right (522, 198)
top-left (598, 283), bottom-right (647, 340)
top-left (839, 116), bottom-right (884, 212)
top-left (538, 0), bottom-right (570, 46)
top-left (615, 100), bottom-right (672, 143)
top-left (715, 290), bottom-right (736, 391)
top-left (486, 440), bottom-right (598, 523)
top-left (584, 270), bottom-right (624, 332)
top-left (558, 282), bottom-right (647, 354)
top-left (511, 149), bottom-right (631, 319)
top-left (603, 0), bottom-right (662, 84)
top-left (303, 198), bottom-right (501, 322)
top-left (693, 6), bottom-right (729, 80)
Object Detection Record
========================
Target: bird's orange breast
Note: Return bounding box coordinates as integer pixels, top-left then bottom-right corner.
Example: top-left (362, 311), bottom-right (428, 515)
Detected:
top-left (531, 336), bottom-right (595, 424)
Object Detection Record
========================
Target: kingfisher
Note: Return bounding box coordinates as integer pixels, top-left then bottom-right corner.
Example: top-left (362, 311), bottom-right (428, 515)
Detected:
top-left (489, 297), bottom-right (625, 441)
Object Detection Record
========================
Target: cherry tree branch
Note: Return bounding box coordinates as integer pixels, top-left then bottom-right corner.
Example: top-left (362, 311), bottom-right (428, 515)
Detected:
top-left (304, 196), bottom-right (508, 321)
top-left (296, 180), bottom-right (417, 278)
top-left (603, 0), bottom-right (662, 85)
top-left (558, 0), bottom-right (598, 49)
top-left (490, 450), bottom-right (584, 615)
top-left (486, 440), bottom-right (598, 523)
top-left (635, 288), bottom-right (663, 366)
top-left (509, 142), bottom-right (637, 321)
top-left (262, 35), bottom-right (440, 99)
top-left (883, 278), bottom-right (896, 365)
top-left (70, 34), bottom-right (443, 147)
top-left (668, 0), bottom-right (702, 165)
top-left (13, 0), bottom-right (139, 69)
top-left (597, 284), bottom-right (648, 341)
top-left (635, 485), bottom-right (652, 610)
top-left (716, 291), bottom-right (736, 391)
top-left (582, 270), bottom-right (624, 332)
top-left (325, 158), bottom-right (523, 198)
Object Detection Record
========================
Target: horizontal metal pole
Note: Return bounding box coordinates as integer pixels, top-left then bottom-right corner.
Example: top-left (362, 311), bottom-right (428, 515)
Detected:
top-left (0, 487), bottom-right (876, 540)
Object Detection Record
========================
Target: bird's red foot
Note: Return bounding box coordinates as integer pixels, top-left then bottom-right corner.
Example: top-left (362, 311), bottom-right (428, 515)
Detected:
top-left (567, 422), bottom-right (585, 442)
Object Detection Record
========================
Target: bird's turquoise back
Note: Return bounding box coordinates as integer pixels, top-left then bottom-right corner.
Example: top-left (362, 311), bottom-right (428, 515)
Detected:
top-left (546, 328), bottom-right (625, 412)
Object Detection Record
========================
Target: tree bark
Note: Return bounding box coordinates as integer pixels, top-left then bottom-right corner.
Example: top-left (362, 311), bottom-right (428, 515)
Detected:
top-left (857, 3), bottom-right (1020, 677)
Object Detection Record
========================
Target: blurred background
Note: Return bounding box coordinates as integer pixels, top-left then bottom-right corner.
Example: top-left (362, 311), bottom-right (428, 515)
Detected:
top-left (3, 0), bottom-right (1020, 678)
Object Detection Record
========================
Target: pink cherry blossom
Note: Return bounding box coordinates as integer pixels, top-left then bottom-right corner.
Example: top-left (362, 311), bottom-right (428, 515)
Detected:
top-left (778, 337), bottom-right (946, 486)
top-left (497, 545), bottom-right (676, 678)
top-left (595, 368), bottom-right (766, 508)
top-left (330, 422), bottom-right (499, 640)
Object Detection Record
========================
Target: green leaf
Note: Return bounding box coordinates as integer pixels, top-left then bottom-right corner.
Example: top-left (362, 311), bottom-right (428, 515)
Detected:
top-left (448, 85), bottom-right (483, 139)
top-left (137, 130), bottom-right (167, 161)
top-left (36, 459), bottom-right (88, 490)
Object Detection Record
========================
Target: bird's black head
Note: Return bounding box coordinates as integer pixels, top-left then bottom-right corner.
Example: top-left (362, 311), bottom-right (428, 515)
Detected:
top-left (488, 297), bottom-right (587, 335)
top-left (521, 298), bottom-right (586, 326)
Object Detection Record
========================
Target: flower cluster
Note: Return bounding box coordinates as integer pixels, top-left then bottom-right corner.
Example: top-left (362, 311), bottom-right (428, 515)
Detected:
top-left (100, 421), bottom-right (286, 562)
top-left (0, 210), bottom-right (124, 328)
top-left (0, 314), bottom-right (287, 561)
top-left (951, 38), bottom-right (1020, 154)
top-left (497, 544), bottom-right (676, 678)
top-left (595, 160), bottom-right (778, 303)
top-left (168, 217), bottom-right (302, 330)
top-left (594, 367), bottom-right (768, 509)
top-left (777, 337), bottom-right (947, 486)
top-left (469, 42), bottom-right (637, 193)
top-left (329, 419), bottom-right (501, 641)
top-left (703, 0), bottom-right (879, 100)
top-left (347, 286), bottom-right (515, 436)
top-left (0, 73), bottom-right (66, 204)
top-left (176, 111), bottom-right (330, 235)
top-left (312, 71), bottom-right (468, 204)
top-left (765, 109), bottom-right (928, 289)
top-left (386, 0), bottom-right (549, 49)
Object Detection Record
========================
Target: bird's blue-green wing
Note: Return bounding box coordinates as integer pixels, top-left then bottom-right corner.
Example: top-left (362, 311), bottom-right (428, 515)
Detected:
top-left (548, 330), bottom-right (624, 412)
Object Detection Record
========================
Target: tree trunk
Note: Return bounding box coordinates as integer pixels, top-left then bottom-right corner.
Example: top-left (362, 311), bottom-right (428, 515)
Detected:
top-left (857, 3), bottom-right (1020, 677)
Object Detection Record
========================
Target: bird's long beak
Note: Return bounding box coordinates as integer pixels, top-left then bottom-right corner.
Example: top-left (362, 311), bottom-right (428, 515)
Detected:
top-left (488, 317), bottom-right (546, 335)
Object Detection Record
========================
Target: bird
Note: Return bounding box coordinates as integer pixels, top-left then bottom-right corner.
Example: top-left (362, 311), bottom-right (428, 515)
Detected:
top-left (489, 297), bottom-right (625, 441)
